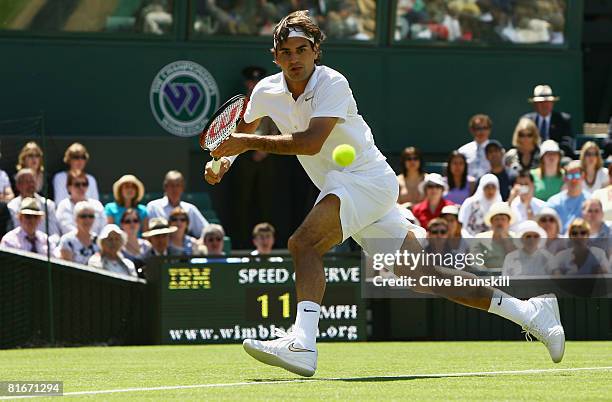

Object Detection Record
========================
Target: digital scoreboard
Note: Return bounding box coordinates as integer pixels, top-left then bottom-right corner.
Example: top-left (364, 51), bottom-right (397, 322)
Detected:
top-left (154, 258), bottom-right (367, 344)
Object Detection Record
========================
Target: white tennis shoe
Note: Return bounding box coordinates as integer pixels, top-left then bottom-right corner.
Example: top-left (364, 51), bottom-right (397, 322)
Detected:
top-left (523, 293), bottom-right (565, 363)
top-left (243, 328), bottom-right (317, 377)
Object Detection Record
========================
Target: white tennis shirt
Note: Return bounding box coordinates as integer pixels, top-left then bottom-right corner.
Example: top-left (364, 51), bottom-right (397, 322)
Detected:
top-left (243, 65), bottom-right (388, 190)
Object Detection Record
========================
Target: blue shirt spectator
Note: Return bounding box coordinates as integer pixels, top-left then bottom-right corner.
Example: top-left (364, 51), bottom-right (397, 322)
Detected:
top-left (546, 161), bottom-right (589, 234)
top-left (104, 175), bottom-right (149, 234)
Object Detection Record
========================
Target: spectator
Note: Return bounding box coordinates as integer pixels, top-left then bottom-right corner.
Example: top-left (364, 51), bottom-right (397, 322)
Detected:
top-left (88, 225), bottom-right (137, 277)
top-left (459, 174), bottom-right (502, 236)
top-left (56, 201), bottom-right (100, 265)
top-left (138, 0), bottom-right (173, 35)
top-left (0, 144), bottom-right (15, 202)
top-left (473, 202), bottom-right (517, 268)
top-left (52, 143), bottom-right (99, 204)
top-left (551, 218), bottom-right (608, 275)
top-left (504, 118), bottom-right (541, 175)
top-left (579, 141), bottom-right (608, 196)
top-left (502, 220), bottom-right (553, 276)
top-left (592, 165), bottom-right (612, 221)
top-left (425, 217), bottom-right (450, 256)
top-left (8, 168), bottom-right (61, 238)
top-left (0, 197), bottom-right (54, 255)
top-left (483, 140), bottom-right (514, 200)
top-left (16, 142), bottom-right (45, 193)
top-left (546, 160), bottom-right (589, 233)
top-left (523, 84), bottom-right (573, 157)
top-left (458, 114), bottom-right (492, 180)
top-left (397, 147), bottom-right (425, 205)
top-left (147, 170), bottom-right (208, 238)
top-left (0, 201), bottom-right (12, 240)
top-left (535, 207), bottom-right (565, 255)
top-left (119, 208), bottom-right (151, 275)
top-left (531, 140), bottom-right (564, 201)
top-left (508, 170), bottom-right (546, 224)
top-left (55, 172), bottom-right (106, 235)
top-left (252, 222), bottom-right (276, 256)
top-left (142, 217), bottom-right (177, 257)
top-left (582, 199), bottom-right (611, 255)
top-left (105, 174), bottom-right (148, 231)
top-left (168, 207), bottom-right (198, 256)
top-left (412, 173), bottom-right (455, 228)
top-left (201, 224), bottom-right (226, 256)
top-left (440, 204), bottom-right (467, 253)
top-left (443, 151), bottom-right (475, 205)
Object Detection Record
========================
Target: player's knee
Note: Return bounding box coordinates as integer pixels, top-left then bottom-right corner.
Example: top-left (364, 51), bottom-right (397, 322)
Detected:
top-left (288, 233), bottom-right (310, 257)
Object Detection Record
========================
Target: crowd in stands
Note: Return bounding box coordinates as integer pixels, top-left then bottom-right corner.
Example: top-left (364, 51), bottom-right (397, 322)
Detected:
top-left (193, 0), bottom-right (376, 40)
top-left (0, 138), bottom-right (280, 278)
top-left (395, 0), bottom-right (566, 44)
top-left (1, 79), bottom-right (611, 279)
top-left (400, 84), bottom-right (612, 276)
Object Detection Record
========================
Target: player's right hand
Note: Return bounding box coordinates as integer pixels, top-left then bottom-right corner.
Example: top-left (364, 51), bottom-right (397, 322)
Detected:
top-left (204, 158), bottom-right (230, 185)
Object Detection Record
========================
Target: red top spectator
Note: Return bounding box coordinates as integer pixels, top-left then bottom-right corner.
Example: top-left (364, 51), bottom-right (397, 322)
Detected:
top-left (412, 173), bottom-right (456, 228)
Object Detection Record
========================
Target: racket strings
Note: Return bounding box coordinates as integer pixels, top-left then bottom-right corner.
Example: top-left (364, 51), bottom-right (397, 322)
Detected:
top-left (204, 99), bottom-right (245, 150)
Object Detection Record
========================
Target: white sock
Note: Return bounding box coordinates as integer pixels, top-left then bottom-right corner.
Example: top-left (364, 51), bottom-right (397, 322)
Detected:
top-left (293, 301), bottom-right (320, 350)
top-left (488, 289), bottom-right (535, 327)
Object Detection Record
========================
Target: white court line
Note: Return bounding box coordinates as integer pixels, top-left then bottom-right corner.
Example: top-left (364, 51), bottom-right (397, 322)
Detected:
top-left (2, 366), bottom-right (611, 399)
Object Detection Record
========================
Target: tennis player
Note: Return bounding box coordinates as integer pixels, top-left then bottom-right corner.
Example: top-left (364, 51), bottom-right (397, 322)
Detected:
top-left (205, 11), bottom-right (564, 377)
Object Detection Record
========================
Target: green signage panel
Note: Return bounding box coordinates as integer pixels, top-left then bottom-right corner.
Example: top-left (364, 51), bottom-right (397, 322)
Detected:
top-left (159, 258), bottom-right (366, 344)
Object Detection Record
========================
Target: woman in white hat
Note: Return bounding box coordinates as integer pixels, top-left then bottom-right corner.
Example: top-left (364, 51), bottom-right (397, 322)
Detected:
top-left (458, 174), bottom-right (502, 236)
top-left (551, 218), bottom-right (608, 275)
top-left (104, 174), bottom-right (149, 233)
top-left (579, 141), bottom-right (608, 196)
top-left (471, 202), bottom-right (517, 268)
top-left (502, 220), bottom-right (552, 277)
top-left (88, 224), bottom-right (137, 277)
top-left (592, 165), bottom-right (612, 221)
top-left (531, 140), bottom-right (564, 201)
top-left (535, 207), bottom-right (565, 255)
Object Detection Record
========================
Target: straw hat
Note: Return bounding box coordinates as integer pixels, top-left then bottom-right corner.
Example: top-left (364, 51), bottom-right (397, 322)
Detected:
top-left (112, 174), bottom-right (145, 203)
top-left (142, 217), bottom-right (178, 238)
top-left (484, 202), bottom-right (516, 226)
top-left (528, 85), bottom-right (560, 103)
top-left (18, 197), bottom-right (44, 216)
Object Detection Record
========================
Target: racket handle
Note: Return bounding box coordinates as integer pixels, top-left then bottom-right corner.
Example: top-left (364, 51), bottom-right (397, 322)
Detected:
top-left (211, 157), bottom-right (222, 174)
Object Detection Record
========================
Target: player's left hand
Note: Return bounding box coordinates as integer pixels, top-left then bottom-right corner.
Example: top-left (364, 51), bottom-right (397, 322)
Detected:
top-left (211, 134), bottom-right (250, 158)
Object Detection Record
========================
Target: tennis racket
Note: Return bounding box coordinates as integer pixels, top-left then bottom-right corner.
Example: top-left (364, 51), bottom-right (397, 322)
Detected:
top-left (199, 94), bottom-right (248, 174)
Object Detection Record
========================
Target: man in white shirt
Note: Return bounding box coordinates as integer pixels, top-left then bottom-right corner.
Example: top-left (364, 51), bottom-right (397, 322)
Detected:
top-left (509, 170), bottom-right (546, 225)
top-left (146, 170), bottom-right (209, 238)
top-left (1, 197), bottom-right (55, 255)
top-left (7, 168), bottom-right (61, 239)
top-left (205, 11), bottom-right (564, 376)
top-left (458, 114), bottom-right (492, 180)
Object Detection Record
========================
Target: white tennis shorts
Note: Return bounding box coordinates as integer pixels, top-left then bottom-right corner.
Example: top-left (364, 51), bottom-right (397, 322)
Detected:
top-left (315, 165), bottom-right (426, 256)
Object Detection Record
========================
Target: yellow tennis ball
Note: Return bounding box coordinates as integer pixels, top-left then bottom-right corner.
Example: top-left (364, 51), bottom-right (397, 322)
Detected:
top-left (332, 144), bottom-right (355, 167)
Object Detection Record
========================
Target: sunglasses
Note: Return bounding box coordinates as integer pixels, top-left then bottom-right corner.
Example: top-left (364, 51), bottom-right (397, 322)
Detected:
top-left (565, 172), bottom-right (582, 180)
top-left (170, 216), bottom-right (188, 222)
top-left (73, 182), bottom-right (89, 188)
top-left (584, 151), bottom-right (599, 157)
top-left (78, 214), bottom-right (95, 219)
top-left (206, 236), bottom-right (223, 242)
top-left (570, 230), bottom-right (589, 237)
top-left (523, 234), bottom-right (540, 239)
top-left (121, 218), bottom-right (139, 224)
top-left (518, 131), bottom-right (534, 138)
top-left (472, 126), bottom-right (490, 131)
top-left (430, 229), bottom-right (448, 235)
top-left (405, 156), bottom-right (419, 161)
top-left (26, 154), bottom-right (42, 158)
top-left (538, 217), bottom-right (556, 223)
top-left (23, 214), bottom-right (40, 220)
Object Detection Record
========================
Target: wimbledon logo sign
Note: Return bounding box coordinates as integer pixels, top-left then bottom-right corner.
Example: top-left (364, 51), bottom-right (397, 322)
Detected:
top-left (150, 60), bottom-right (220, 137)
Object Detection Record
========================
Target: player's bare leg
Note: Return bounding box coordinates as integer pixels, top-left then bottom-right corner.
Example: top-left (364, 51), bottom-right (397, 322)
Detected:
top-left (243, 194), bottom-right (342, 377)
top-left (396, 231), bottom-right (565, 362)
top-left (288, 193), bottom-right (342, 304)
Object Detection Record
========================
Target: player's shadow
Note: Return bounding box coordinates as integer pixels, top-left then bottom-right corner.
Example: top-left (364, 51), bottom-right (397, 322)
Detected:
top-left (248, 374), bottom-right (488, 383)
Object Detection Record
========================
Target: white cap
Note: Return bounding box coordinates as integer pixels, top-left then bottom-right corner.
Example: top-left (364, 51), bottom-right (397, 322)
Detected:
top-left (540, 139), bottom-right (562, 155)
top-left (419, 173), bottom-right (449, 193)
top-left (97, 224), bottom-right (127, 248)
